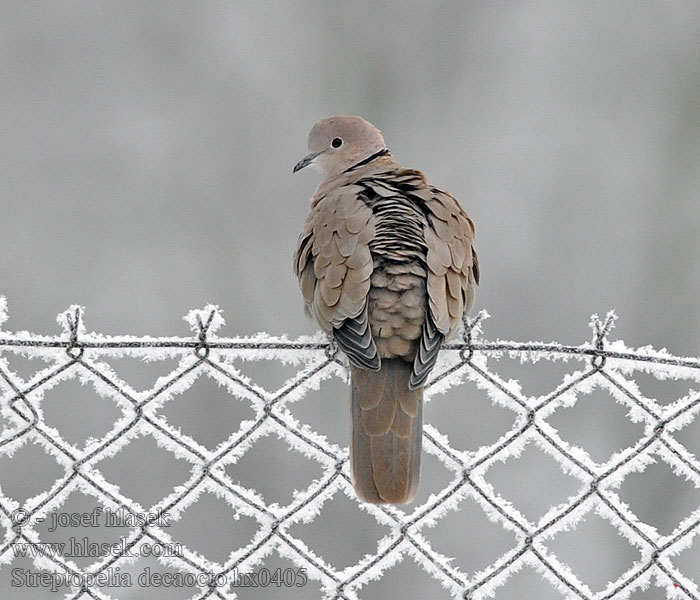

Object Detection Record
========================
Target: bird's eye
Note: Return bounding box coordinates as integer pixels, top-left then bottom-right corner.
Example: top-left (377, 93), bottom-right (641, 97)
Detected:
top-left (331, 137), bottom-right (343, 148)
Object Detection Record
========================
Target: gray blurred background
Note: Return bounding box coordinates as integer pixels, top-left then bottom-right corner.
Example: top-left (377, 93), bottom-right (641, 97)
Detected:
top-left (1, 2), bottom-right (699, 599)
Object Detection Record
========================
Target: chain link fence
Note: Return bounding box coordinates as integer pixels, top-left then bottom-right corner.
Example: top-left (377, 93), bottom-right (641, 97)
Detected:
top-left (0, 302), bottom-right (699, 599)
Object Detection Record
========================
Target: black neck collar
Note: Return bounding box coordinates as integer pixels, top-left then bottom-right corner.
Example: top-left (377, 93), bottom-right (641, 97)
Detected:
top-left (343, 148), bottom-right (390, 174)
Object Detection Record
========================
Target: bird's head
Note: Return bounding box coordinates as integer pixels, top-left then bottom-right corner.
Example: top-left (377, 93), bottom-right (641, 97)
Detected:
top-left (293, 116), bottom-right (388, 181)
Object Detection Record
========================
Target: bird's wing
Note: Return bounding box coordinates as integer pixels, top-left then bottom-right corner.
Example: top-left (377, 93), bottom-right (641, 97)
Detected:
top-left (424, 186), bottom-right (479, 333)
top-left (294, 186), bottom-right (379, 369)
top-left (410, 186), bottom-right (478, 388)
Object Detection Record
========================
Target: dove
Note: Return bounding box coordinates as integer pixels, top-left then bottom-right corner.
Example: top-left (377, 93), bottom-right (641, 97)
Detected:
top-left (293, 116), bottom-right (479, 504)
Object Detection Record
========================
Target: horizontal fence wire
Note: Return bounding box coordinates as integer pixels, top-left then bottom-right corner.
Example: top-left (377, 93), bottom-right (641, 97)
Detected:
top-left (0, 303), bottom-right (699, 599)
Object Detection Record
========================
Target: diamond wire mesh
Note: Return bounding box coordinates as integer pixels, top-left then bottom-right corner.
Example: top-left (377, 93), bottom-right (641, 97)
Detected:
top-left (0, 302), bottom-right (699, 600)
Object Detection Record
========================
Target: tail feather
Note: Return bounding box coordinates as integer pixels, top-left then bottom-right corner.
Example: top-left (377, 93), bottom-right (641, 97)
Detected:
top-left (351, 360), bottom-right (422, 504)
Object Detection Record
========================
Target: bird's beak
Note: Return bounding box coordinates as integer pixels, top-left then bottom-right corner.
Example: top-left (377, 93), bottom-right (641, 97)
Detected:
top-left (293, 151), bottom-right (321, 174)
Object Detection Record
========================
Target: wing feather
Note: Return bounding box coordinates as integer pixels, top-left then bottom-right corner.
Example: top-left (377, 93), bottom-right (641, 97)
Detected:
top-left (293, 187), bottom-right (380, 371)
top-left (423, 188), bottom-right (478, 339)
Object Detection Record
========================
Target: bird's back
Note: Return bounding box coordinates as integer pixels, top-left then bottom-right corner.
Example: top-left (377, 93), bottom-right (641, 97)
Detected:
top-left (358, 169), bottom-right (432, 362)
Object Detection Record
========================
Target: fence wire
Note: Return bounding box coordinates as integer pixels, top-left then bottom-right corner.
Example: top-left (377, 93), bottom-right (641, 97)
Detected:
top-left (0, 303), bottom-right (699, 599)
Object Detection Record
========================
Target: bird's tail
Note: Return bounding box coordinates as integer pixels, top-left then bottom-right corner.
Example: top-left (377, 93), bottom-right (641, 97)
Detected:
top-left (350, 359), bottom-right (422, 504)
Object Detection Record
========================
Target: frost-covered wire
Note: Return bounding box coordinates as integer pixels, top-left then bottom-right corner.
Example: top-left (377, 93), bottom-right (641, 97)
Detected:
top-left (0, 300), bottom-right (699, 600)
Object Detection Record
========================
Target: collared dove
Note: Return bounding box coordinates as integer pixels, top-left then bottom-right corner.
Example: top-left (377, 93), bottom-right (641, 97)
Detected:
top-left (293, 116), bottom-right (479, 504)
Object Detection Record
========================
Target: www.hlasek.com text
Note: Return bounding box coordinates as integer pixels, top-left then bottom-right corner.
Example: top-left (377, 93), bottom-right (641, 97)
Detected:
top-left (12, 538), bottom-right (181, 559)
